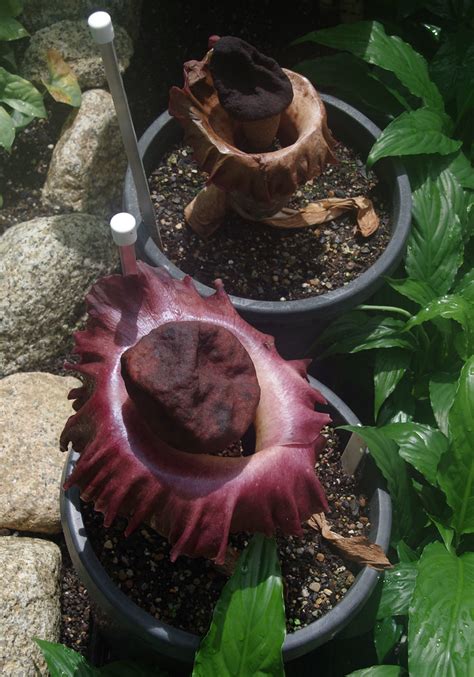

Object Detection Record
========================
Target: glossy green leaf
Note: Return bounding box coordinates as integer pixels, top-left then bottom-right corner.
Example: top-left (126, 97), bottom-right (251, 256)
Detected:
top-left (295, 53), bottom-right (403, 116)
top-left (345, 666), bottom-right (402, 677)
top-left (438, 357), bottom-right (474, 536)
top-left (294, 21), bottom-right (443, 111)
top-left (375, 617), bottom-right (404, 662)
top-left (408, 542), bottom-right (474, 676)
top-left (388, 278), bottom-right (437, 306)
top-left (0, 1), bottom-right (23, 18)
top-left (429, 515), bottom-right (455, 552)
top-left (341, 425), bottom-right (421, 543)
top-left (367, 108), bottom-right (461, 167)
top-left (430, 30), bottom-right (474, 104)
top-left (406, 295), bottom-right (474, 355)
top-left (319, 312), bottom-right (417, 357)
top-left (406, 165), bottom-right (464, 296)
top-left (377, 376), bottom-right (416, 425)
top-left (34, 639), bottom-right (100, 676)
top-left (454, 268), bottom-right (474, 297)
top-left (192, 535), bottom-right (285, 677)
top-left (377, 561), bottom-right (418, 619)
top-left (0, 66), bottom-right (46, 118)
top-left (42, 49), bottom-right (81, 107)
top-left (429, 370), bottom-right (459, 436)
top-left (10, 107), bottom-right (33, 129)
top-left (381, 422), bottom-right (448, 486)
top-left (0, 16), bottom-right (28, 40)
top-left (397, 540), bottom-right (418, 562)
top-left (374, 349), bottom-right (411, 420)
top-left (445, 151), bottom-right (474, 190)
top-left (0, 103), bottom-right (14, 150)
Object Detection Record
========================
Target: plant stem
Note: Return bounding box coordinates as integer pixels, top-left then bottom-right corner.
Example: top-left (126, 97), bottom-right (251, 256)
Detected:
top-left (356, 304), bottom-right (412, 319)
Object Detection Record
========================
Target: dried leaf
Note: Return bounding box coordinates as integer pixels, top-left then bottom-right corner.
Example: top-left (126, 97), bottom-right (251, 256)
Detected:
top-left (308, 512), bottom-right (392, 571)
top-left (263, 196), bottom-right (379, 236)
top-left (42, 49), bottom-right (81, 107)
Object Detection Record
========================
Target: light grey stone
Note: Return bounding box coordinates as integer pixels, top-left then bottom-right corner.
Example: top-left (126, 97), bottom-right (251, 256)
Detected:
top-left (21, 19), bottom-right (133, 90)
top-left (0, 372), bottom-right (80, 533)
top-left (42, 89), bottom-right (127, 216)
top-left (21, 0), bottom-right (143, 40)
top-left (0, 213), bottom-right (117, 376)
top-left (0, 537), bottom-right (61, 676)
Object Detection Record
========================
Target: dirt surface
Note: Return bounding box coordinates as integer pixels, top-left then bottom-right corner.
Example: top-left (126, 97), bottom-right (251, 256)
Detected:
top-left (82, 427), bottom-right (371, 636)
top-left (149, 140), bottom-right (390, 301)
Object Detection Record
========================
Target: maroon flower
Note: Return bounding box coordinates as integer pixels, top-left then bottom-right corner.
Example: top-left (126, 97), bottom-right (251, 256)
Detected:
top-left (61, 264), bottom-right (329, 563)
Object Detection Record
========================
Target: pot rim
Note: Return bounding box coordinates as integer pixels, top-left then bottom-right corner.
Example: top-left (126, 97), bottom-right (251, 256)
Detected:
top-left (61, 376), bottom-right (392, 664)
top-left (124, 93), bottom-right (411, 320)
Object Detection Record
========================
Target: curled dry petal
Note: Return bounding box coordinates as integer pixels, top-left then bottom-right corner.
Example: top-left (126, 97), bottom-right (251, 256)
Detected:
top-left (262, 196), bottom-right (380, 236)
top-left (169, 61), bottom-right (336, 208)
top-left (61, 263), bottom-right (330, 563)
top-left (308, 513), bottom-right (392, 571)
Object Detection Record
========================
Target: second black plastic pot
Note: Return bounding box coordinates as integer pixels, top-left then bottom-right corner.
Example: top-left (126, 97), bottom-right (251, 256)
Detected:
top-left (61, 376), bottom-right (391, 674)
top-left (123, 93), bottom-right (411, 359)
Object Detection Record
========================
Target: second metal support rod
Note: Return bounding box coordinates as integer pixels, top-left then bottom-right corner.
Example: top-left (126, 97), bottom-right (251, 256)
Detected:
top-left (88, 11), bottom-right (163, 250)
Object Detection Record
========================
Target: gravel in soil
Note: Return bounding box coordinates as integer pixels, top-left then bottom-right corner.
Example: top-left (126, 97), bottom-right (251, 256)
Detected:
top-left (82, 426), bottom-right (371, 636)
top-left (148, 140), bottom-right (391, 301)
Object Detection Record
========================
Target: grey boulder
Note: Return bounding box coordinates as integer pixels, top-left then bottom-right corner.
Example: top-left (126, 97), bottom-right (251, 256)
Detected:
top-left (21, 19), bottom-right (133, 90)
top-left (0, 213), bottom-right (117, 376)
top-left (21, 0), bottom-right (143, 41)
top-left (42, 89), bottom-right (127, 216)
top-left (0, 537), bottom-right (61, 676)
top-left (0, 372), bottom-right (80, 534)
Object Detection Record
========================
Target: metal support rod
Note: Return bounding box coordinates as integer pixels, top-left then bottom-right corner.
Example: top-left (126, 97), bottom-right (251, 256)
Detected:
top-left (88, 11), bottom-right (162, 250)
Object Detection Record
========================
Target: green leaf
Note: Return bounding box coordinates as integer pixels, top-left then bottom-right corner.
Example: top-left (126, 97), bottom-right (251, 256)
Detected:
top-left (367, 108), bottom-right (461, 167)
top-left (10, 107), bottom-right (33, 129)
top-left (408, 542), bottom-right (474, 676)
top-left (377, 561), bottom-right (418, 619)
top-left (0, 1), bottom-right (24, 18)
top-left (295, 21), bottom-right (443, 111)
top-left (438, 357), bottom-right (474, 536)
top-left (429, 514), bottom-right (455, 552)
top-left (429, 370), bottom-right (459, 436)
top-left (319, 312), bottom-right (417, 357)
top-left (454, 268), bottom-right (474, 297)
top-left (430, 30), bottom-right (474, 105)
top-left (42, 48), bottom-right (81, 107)
top-left (295, 53), bottom-right (403, 117)
top-left (388, 278), bottom-right (438, 306)
top-left (341, 425), bottom-right (421, 544)
top-left (345, 666), bottom-right (402, 676)
top-left (377, 375), bottom-right (416, 425)
top-left (0, 103), bottom-right (14, 150)
top-left (406, 164), bottom-right (464, 296)
top-left (192, 535), bottom-right (285, 677)
top-left (0, 66), bottom-right (46, 118)
top-left (0, 16), bottom-right (28, 40)
top-left (375, 617), bottom-right (404, 662)
top-left (445, 151), bottom-right (474, 190)
top-left (406, 295), bottom-right (474, 355)
top-left (374, 349), bottom-right (411, 420)
top-left (397, 540), bottom-right (418, 562)
top-left (380, 422), bottom-right (448, 486)
top-left (34, 639), bottom-right (100, 676)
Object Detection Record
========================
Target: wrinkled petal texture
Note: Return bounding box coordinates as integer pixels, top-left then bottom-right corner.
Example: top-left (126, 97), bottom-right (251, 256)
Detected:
top-left (169, 60), bottom-right (336, 205)
top-left (61, 263), bottom-right (330, 563)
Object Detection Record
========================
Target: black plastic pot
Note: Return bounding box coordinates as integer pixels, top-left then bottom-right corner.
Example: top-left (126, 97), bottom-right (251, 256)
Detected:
top-left (123, 94), bottom-right (411, 359)
top-left (61, 376), bottom-right (391, 673)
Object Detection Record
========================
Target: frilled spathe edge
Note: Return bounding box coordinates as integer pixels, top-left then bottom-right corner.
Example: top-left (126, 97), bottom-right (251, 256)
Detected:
top-left (61, 263), bottom-right (330, 563)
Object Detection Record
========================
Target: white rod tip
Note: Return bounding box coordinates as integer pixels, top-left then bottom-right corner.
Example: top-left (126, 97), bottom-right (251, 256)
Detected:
top-left (110, 212), bottom-right (137, 246)
top-left (88, 11), bottom-right (114, 44)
